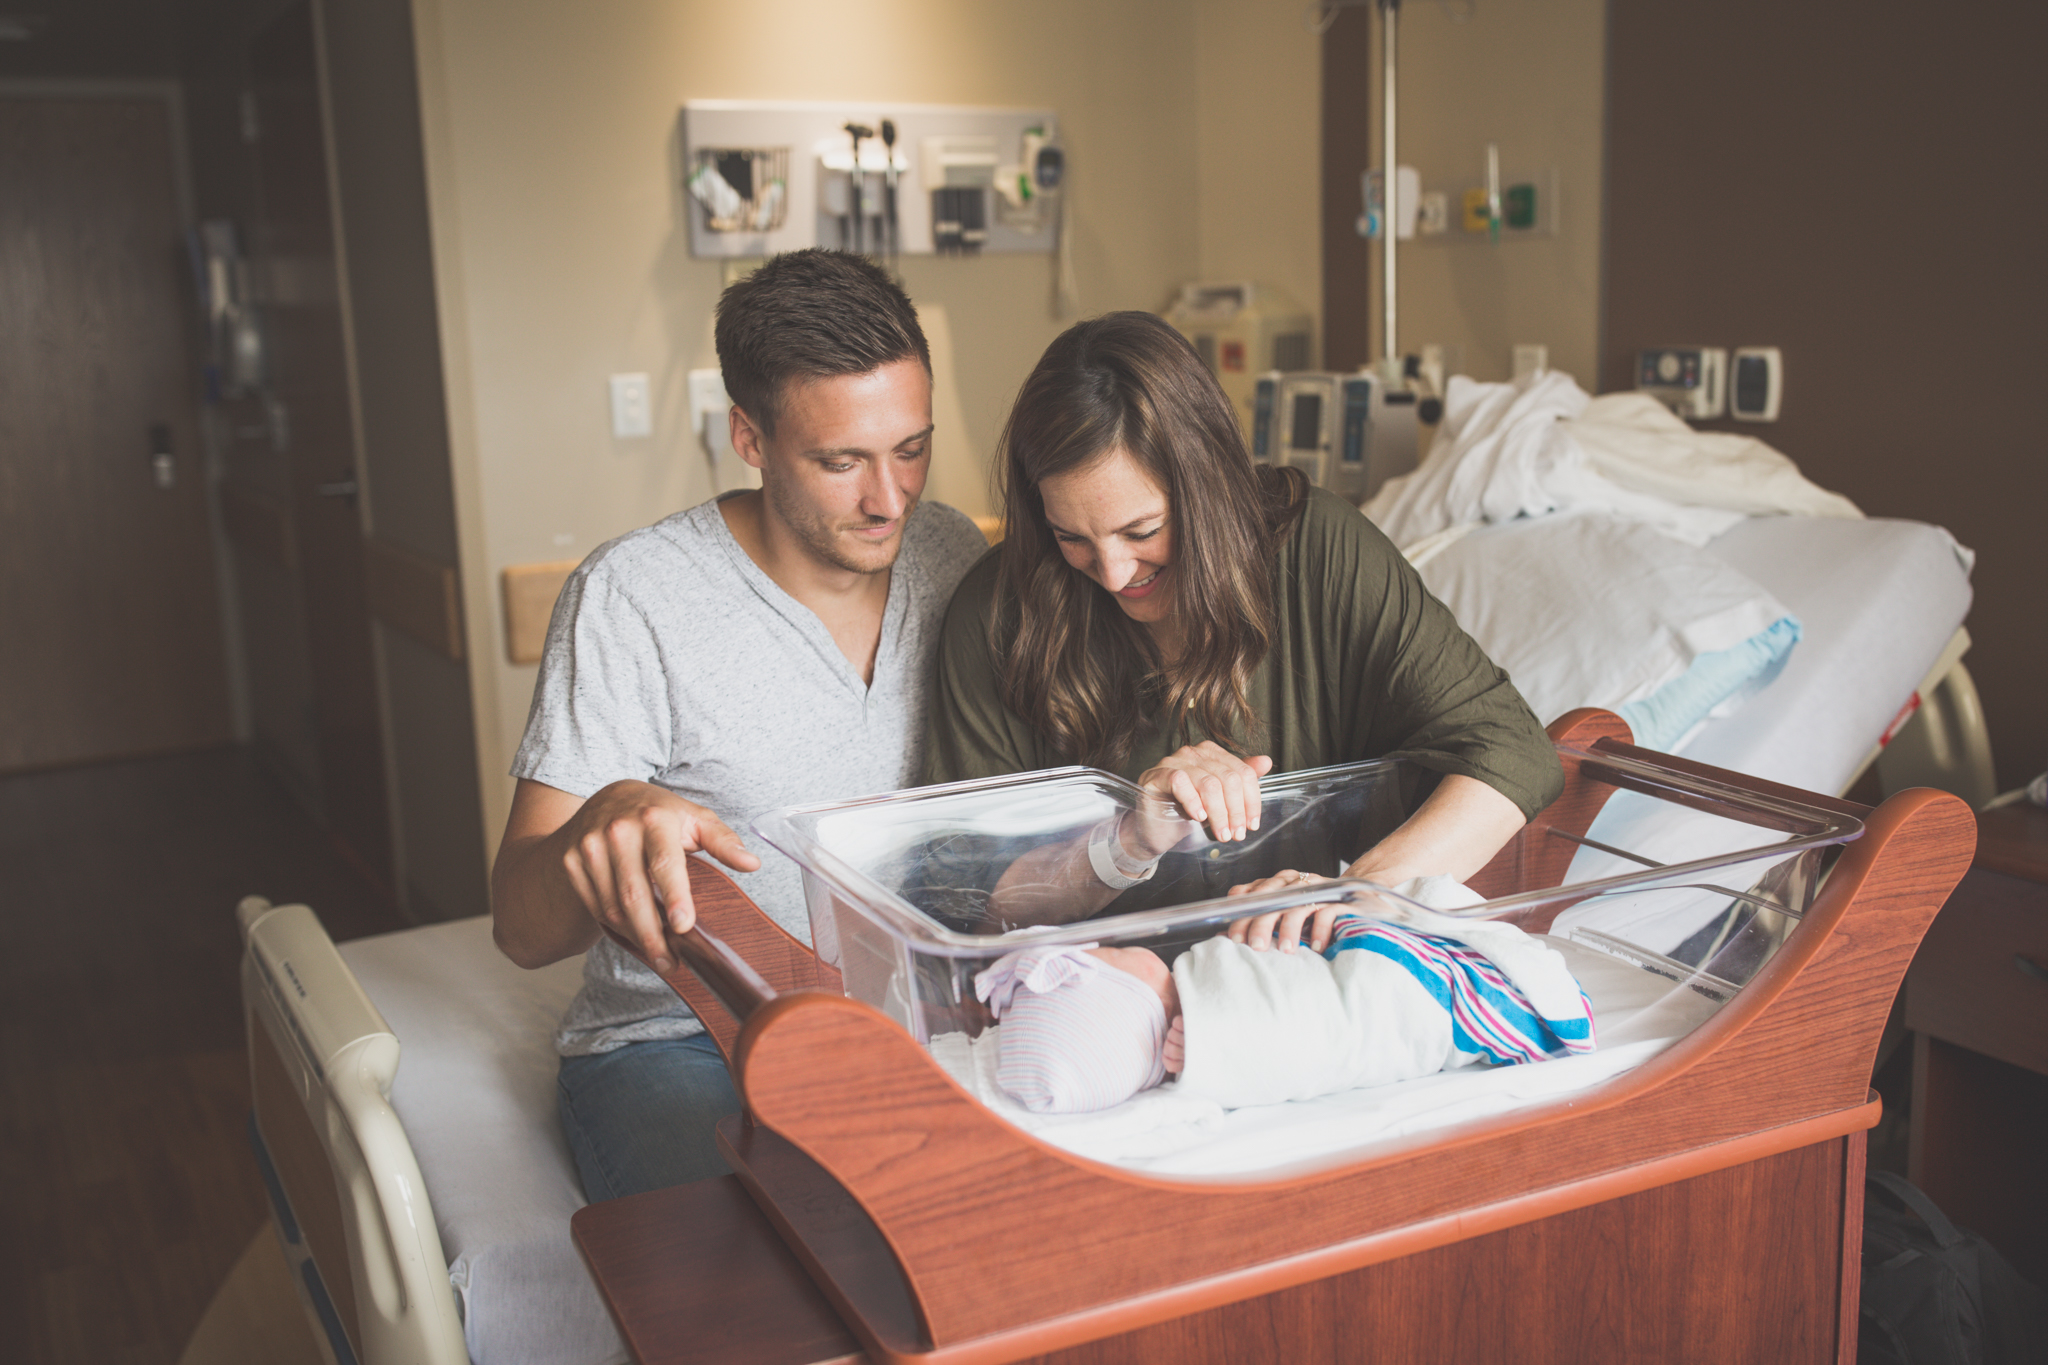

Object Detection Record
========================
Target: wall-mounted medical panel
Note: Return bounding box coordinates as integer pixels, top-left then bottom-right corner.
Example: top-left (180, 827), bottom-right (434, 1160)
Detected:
top-left (681, 101), bottom-right (1061, 260)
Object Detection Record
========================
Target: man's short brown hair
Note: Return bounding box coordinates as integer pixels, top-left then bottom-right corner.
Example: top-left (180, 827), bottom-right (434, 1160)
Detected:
top-left (713, 249), bottom-right (930, 436)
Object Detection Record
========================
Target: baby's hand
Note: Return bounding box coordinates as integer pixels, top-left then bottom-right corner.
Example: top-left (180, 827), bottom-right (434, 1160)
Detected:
top-left (1225, 870), bottom-right (1344, 952)
top-left (1163, 1015), bottom-right (1185, 1075)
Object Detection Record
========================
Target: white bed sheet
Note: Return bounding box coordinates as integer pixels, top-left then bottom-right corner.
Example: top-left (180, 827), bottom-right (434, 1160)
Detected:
top-left (1687, 515), bottom-right (1972, 794)
top-left (340, 918), bottom-right (624, 1365)
top-left (1554, 514), bottom-right (1972, 954)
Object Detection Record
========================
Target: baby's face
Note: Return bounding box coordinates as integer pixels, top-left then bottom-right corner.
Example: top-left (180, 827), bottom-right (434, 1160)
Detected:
top-left (1085, 945), bottom-right (1180, 1019)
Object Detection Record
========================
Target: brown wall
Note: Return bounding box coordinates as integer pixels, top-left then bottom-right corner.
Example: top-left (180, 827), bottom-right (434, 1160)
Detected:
top-left (1603, 0), bottom-right (2047, 789)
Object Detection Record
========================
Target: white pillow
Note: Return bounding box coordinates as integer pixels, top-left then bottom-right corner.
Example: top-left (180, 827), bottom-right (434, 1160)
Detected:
top-left (1414, 512), bottom-right (1799, 750)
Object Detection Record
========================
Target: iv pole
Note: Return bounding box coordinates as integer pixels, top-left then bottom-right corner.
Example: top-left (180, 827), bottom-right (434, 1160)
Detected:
top-left (1315, 0), bottom-right (1411, 384)
top-left (1378, 0), bottom-right (1401, 383)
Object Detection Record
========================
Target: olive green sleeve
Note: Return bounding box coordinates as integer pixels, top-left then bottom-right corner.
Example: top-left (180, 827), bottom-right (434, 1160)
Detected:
top-left (921, 550), bottom-right (1048, 785)
top-left (1307, 491), bottom-right (1562, 820)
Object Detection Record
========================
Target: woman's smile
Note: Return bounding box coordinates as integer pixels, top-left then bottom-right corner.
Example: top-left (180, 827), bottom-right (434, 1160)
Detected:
top-left (1117, 566), bottom-right (1167, 599)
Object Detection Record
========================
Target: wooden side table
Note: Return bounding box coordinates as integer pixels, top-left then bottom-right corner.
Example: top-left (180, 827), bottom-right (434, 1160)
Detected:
top-left (1905, 802), bottom-right (2048, 1287)
top-left (573, 1175), bottom-right (861, 1365)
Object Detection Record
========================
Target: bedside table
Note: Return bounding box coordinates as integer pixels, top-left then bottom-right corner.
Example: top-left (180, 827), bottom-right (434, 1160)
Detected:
top-left (1905, 802), bottom-right (2048, 1287)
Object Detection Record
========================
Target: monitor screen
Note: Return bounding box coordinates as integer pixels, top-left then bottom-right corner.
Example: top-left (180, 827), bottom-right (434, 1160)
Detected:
top-left (1288, 392), bottom-right (1323, 450)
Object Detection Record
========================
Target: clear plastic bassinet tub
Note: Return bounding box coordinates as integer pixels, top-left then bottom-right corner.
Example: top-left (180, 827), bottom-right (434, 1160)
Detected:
top-left (752, 745), bottom-right (1864, 1177)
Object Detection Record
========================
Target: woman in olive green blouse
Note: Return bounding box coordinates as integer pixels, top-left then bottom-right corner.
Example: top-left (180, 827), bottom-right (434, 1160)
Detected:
top-left (924, 311), bottom-right (1560, 952)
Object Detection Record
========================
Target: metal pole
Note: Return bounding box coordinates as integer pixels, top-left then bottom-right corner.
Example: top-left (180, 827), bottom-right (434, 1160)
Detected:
top-left (1380, 0), bottom-right (1400, 371)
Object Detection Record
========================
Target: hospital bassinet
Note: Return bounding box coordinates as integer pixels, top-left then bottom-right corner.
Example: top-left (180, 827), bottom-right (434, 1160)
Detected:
top-left (570, 709), bottom-right (1977, 1362)
top-left (753, 735), bottom-right (1852, 1084)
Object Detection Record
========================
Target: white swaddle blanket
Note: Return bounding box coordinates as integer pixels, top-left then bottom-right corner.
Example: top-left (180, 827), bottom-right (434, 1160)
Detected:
top-left (928, 877), bottom-right (1712, 1177)
top-left (1173, 876), bottom-right (1592, 1109)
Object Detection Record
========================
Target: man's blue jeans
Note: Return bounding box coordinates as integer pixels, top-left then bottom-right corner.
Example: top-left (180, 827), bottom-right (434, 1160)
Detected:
top-left (557, 1033), bottom-right (738, 1202)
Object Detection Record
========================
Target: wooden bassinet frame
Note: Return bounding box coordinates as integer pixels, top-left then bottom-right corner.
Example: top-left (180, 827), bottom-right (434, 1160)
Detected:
top-left (580, 711), bottom-right (1976, 1364)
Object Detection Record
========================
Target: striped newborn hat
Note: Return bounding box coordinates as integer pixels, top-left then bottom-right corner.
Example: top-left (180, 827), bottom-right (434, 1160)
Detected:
top-left (975, 946), bottom-right (1168, 1114)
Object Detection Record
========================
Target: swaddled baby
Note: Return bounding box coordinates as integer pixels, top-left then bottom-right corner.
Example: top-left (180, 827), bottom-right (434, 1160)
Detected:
top-left (975, 879), bottom-right (1597, 1114)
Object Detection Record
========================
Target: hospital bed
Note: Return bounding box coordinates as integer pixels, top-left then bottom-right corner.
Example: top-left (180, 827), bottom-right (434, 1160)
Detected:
top-left (236, 512), bottom-right (1979, 1363)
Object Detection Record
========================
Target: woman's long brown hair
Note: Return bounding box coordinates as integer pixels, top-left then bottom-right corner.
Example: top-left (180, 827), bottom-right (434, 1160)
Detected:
top-left (992, 311), bottom-right (1306, 768)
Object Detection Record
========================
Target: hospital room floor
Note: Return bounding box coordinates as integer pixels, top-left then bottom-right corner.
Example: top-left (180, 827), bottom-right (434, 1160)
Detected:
top-left (0, 745), bottom-right (407, 1365)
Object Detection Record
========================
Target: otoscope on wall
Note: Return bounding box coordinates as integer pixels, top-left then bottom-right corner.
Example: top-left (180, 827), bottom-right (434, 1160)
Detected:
top-left (843, 121), bottom-right (871, 255)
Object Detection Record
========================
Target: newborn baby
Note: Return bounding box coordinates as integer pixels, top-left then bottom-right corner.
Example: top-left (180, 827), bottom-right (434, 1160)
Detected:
top-left (975, 884), bottom-right (1596, 1114)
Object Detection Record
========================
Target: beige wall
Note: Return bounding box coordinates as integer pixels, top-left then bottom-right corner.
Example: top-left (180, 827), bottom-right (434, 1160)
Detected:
top-left (406, 0), bottom-right (1323, 852)
top-left (1194, 0), bottom-right (1323, 336)
top-left (1359, 0), bottom-right (1605, 384)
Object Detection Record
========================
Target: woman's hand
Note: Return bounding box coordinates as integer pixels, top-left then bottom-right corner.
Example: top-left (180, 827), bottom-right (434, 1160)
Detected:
top-left (1137, 742), bottom-right (1273, 847)
top-left (1224, 869), bottom-right (1345, 953)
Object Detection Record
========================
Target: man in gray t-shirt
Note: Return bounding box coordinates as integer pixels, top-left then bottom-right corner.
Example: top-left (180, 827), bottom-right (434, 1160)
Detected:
top-left (491, 251), bottom-right (988, 1199)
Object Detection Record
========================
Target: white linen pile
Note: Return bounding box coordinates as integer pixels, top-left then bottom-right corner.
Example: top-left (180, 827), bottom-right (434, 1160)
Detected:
top-left (1367, 372), bottom-right (1860, 554)
top-left (1362, 372), bottom-right (1863, 750)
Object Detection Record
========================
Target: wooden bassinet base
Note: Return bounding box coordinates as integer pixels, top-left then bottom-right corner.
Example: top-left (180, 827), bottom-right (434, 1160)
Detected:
top-left (577, 1117), bottom-right (1869, 1364)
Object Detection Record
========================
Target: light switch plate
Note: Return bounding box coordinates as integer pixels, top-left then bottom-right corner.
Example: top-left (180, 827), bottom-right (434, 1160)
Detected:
top-left (1730, 347), bottom-right (1782, 422)
top-left (609, 372), bottom-right (652, 439)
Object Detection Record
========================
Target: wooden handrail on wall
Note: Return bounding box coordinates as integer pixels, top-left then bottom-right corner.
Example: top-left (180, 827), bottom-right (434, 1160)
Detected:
top-left (364, 539), bottom-right (464, 661)
top-left (500, 560), bottom-right (578, 665)
top-left (217, 480), bottom-right (464, 660)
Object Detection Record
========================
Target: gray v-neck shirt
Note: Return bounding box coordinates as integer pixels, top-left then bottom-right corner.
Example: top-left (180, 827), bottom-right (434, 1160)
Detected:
top-left (512, 494), bottom-right (988, 1054)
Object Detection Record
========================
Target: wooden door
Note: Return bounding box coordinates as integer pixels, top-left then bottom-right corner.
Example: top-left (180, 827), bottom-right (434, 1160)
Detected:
top-left (244, 3), bottom-right (393, 885)
top-left (0, 93), bottom-right (233, 772)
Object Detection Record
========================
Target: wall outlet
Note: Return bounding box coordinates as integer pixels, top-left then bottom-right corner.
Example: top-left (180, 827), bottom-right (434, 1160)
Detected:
top-left (609, 372), bottom-right (652, 439)
top-left (687, 369), bottom-right (733, 459)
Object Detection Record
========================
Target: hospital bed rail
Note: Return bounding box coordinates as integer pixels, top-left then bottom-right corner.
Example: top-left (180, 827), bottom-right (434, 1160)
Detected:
top-left (237, 895), bottom-right (469, 1365)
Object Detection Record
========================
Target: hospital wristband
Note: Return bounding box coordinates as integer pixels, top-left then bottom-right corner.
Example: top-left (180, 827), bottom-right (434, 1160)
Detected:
top-left (1087, 817), bottom-right (1160, 890)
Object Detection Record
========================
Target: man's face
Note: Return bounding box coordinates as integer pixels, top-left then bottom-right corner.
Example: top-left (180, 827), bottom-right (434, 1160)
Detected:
top-left (736, 359), bottom-right (933, 577)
